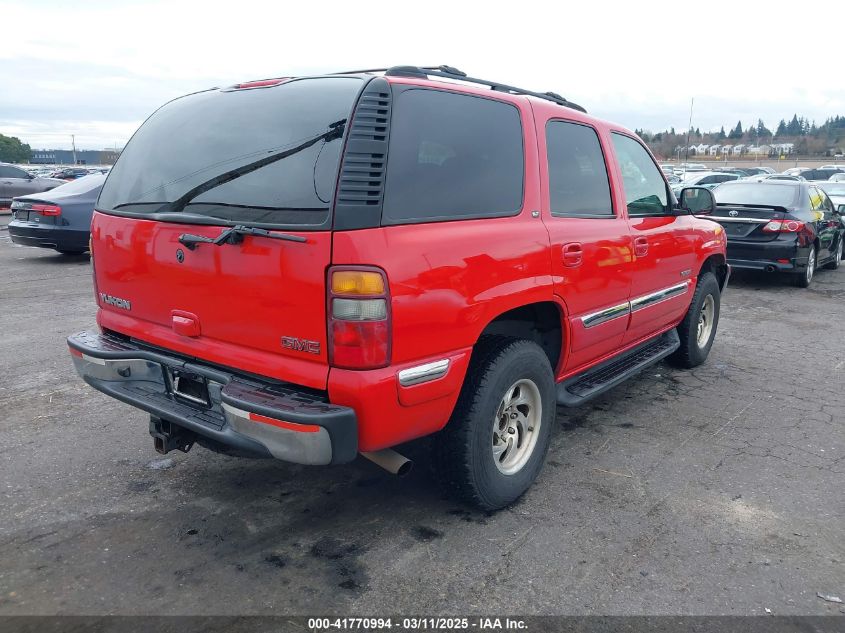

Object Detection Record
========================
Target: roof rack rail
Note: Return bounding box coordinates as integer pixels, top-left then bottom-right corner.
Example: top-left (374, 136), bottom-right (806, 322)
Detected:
top-left (331, 65), bottom-right (586, 113)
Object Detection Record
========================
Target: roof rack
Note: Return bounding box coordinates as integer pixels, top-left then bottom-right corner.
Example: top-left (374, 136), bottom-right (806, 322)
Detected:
top-left (331, 65), bottom-right (587, 113)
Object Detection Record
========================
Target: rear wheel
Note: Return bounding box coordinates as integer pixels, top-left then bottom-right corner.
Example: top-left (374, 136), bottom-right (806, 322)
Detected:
top-left (825, 239), bottom-right (842, 270)
top-left (433, 336), bottom-right (555, 510)
top-left (668, 272), bottom-right (720, 369)
top-left (794, 246), bottom-right (816, 288)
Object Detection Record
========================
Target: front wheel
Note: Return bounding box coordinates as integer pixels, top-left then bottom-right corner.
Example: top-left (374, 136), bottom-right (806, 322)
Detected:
top-left (433, 337), bottom-right (555, 510)
top-left (668, 272), bottom-right (721, 369)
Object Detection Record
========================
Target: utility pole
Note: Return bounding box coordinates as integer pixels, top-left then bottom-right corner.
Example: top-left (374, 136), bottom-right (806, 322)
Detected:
top-left (684, 97), bottom-right (694, 166)
top-left (71, 134), bottom-right (77, 165)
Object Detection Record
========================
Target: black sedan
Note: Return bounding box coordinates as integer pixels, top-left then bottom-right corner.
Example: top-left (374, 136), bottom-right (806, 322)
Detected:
top-left (8, 173), bottom-right (105, 255)
top-left (709, 180), bottom-right (843, 287)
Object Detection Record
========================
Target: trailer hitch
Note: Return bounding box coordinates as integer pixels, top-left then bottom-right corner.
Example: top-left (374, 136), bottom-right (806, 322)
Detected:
top-left (149, 416), bottom-right (196, 455)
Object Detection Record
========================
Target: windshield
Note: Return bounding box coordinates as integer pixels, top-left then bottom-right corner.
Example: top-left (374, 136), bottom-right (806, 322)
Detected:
top-left (821, 183), bottom-right (845, 196)
top-left (714, 182), bottom-right (800, 208)
top-left (97, 77), bottom-right (363, 227)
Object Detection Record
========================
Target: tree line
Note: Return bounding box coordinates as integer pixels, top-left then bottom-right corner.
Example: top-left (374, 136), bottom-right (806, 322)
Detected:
top-left (636, 114), bottom-right (845, 159)
top-left (0, 133), bottom-right (32, 163)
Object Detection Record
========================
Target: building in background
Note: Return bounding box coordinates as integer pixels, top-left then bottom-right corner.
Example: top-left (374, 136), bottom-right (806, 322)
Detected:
top-left (29, 148), bottom-right (121, 165)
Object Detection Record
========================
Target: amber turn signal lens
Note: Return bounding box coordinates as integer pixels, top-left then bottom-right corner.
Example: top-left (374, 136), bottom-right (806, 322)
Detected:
top-left (331, 271), bottom-right (385, 295)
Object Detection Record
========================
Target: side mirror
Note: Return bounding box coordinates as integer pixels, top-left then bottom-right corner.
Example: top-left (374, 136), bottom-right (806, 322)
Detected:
top-left (838, 204), bottom-right (845, 214)
top-left (679, 186), bottom-right (716, 215)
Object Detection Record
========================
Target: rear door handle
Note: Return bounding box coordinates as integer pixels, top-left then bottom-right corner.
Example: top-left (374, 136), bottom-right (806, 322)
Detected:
top-left (634, 237), bottom-right (649, 258)
top-left (563, 242), bottom-right (583, 267)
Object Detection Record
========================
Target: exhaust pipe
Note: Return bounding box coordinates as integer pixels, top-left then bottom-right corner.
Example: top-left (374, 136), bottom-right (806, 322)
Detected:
top-left (765, 265), bottom-right (776, 272)
top-left (361, 449), bottom-right (413, 477)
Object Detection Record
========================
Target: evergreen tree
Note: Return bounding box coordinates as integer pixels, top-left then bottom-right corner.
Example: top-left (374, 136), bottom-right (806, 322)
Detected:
top-left (717, 126), bottom-right (727, 140)
top-left (756, 119), bottom-right (771, 137)
top-left (786, 114), bottom-right (801, 136)
top-left (728, 121), bottom-right (743, 139)
top-left (776, 119), bottom-right (787, 136)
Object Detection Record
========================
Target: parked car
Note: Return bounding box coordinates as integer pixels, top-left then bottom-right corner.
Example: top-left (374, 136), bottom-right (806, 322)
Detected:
top-left (8, 173), bottom-right (105, 254)
top-left (66, 65), bottom-right (728, 510)
top-left (741, 167), bottom-right (772, 176)
top-left (0, 163), bottom-right (65, 207)
top-left (818, 182), bottom-right (845, 210)
top-left (671, 171), bottom-right (742, 195)
top-left (710, 180), bottom-right (843, 287)
top-left (49, 167), bottom-right (92, 181)
top-left (746, 174), bottom-right (805, 182)
top-left (794, 167), bottom-right (845, 182)
top-left (721, 167), bottom-right (752, 177)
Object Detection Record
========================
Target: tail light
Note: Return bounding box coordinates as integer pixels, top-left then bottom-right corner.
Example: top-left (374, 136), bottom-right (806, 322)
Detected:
top-left (31, 203), bottom-right (61, 216)
top-left (763, 219), bottom-right (804, 233)
top-left (328, 267), bottom-right (390, 369)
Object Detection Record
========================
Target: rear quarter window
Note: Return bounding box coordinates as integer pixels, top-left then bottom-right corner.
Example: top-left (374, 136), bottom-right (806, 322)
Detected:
top-left (381, 89), bottom-right (524, 224)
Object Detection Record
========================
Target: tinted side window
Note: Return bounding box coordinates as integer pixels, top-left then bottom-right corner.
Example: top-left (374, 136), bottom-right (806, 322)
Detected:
top-left (610, 133), bottom-right (669, 216)
top-left (382, 89), bottom-right (524, 224)
top-left (0, 166), bottom-right (27, 178)
top-left (546, 121), bottom-right (613, 217)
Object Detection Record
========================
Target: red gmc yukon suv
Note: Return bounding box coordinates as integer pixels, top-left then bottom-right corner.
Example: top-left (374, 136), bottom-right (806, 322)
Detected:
top-left (68, 66), bottom-right (729, 509)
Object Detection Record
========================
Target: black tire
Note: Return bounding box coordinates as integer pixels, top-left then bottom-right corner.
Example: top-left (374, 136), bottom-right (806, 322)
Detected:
top-left (824, 238), bottom-right (842, 270)
top-left (433, 336), bottom-right (555, 511)
top-left (794, 245), bottom-right (816, 288)
top-left (668, 272), bottom-right (720, 369)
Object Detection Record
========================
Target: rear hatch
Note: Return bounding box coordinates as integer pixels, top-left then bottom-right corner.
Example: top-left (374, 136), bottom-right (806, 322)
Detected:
top-left (92, 76), bottom-right (365, 390)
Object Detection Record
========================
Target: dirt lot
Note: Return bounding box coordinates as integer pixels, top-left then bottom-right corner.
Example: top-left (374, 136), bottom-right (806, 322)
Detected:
top-left (0, 215), bottom-right (843, 616)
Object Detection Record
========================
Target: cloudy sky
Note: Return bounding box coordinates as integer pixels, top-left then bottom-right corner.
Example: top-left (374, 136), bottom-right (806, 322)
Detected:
top-left (3, 0), bottom-right (843, 150)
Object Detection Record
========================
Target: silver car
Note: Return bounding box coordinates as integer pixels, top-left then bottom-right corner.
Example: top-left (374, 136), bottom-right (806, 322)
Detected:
top-left (0, 163), bottom-right (65, 206)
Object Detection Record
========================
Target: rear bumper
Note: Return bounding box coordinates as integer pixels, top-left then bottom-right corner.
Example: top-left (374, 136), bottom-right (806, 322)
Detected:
top-left (67, 331), bottom-right (358, 465)
top-left (726, 240), bottom-right (807, 272)
top-left (8, 221), bottom-right (89, 251)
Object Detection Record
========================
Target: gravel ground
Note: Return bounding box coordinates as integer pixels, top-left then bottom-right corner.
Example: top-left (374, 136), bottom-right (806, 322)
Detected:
top-left (0, 215), bottom-right (843, 616)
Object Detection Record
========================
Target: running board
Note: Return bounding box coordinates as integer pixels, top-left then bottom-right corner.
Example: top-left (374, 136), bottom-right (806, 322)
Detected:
top-left (556, 329), bottom-right (680, 407)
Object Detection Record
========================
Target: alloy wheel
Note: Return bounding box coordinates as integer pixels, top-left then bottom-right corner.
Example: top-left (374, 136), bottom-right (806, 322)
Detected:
top-left (696, 294), bottom-right (715, 348)
top-left (492, 379), bottom-right (542, 475)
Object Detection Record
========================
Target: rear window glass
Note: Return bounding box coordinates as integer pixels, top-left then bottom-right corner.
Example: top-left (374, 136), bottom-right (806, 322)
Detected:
top-left (714, 182), bottom-right (800, 207)
top-left (51, 173), bottom-right (106, 194)
top-left (821, 183), bottom-right (845, 196)
top-left (546, 121), bottom-right (613, 217)
top-left (97, 77), bottom-right (363, 227)
top-left (382, 89), bottom-right (524, 224)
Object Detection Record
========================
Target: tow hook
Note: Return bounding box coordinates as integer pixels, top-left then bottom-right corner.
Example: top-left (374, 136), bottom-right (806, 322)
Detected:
top-left (149, 416), bottom-right (196, 455)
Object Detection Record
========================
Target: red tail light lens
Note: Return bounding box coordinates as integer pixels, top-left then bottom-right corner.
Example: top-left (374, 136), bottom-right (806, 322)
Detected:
top-left (31, 204), bottom-right (61, 216)
top-left (328, 267), bottom-right (391, 369)
top-left (763, 219), bottom-right (804, 233)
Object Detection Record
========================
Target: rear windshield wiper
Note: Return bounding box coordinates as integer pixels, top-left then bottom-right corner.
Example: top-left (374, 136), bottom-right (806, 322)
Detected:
top-left (178, 224), bottom-right (306, 250)
top-left (156, 119), bottom-right (346, 216)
